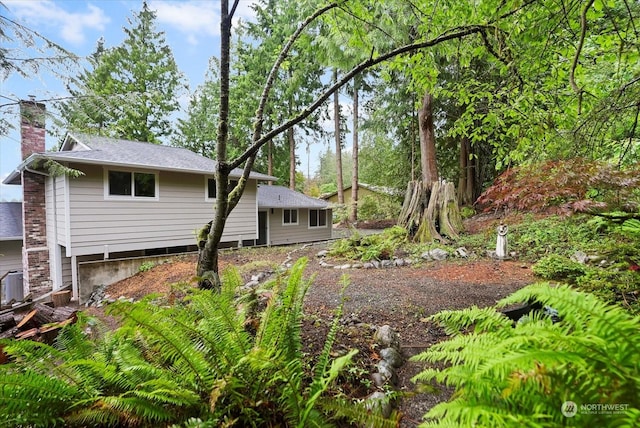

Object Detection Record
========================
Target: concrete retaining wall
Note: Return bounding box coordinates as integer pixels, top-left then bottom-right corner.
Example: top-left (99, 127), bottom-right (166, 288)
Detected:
top-left (78, 252), bottom-right (195, 303)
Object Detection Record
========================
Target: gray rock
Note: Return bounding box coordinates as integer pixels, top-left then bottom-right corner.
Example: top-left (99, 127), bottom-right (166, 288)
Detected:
top-left (363, 262), bottom-right (375, 269)
top-left (404, 258), bottom-right (413, 265)
top-left (374, 325), bottom-right (400, 349)
top-left (365, 391), bottom-right (392, 418)
top-left (351, 263), bottom-right (363, 269)
top-left (377, 360), bottom-right (398, 385)
top-left (380, 347), bottom-right (403, 368)
top-left (244, 280), bottom-right (259, 288)
top-left (317, 250), bottom-right (329, 258)
top-left (381, 259), bottom-right (393, 268)
top-left (394, 258), bottom-right (405, 267)
top-left (250, 272), bottom-right (267, 282)
top-left (455, 247), bottom-right (468, 258)
top-left (420, 251), bottom-right (432, 260)
top-left (371, 372), bottom-right (385, 387)
top-left (429, 248), bottom-right (449, 261)
top-left (372, 260), bottom-right (381, 269)
top-left (340, 264), bottom-right (351, 269)
top-left (572, 251), bottom-right (588, 264)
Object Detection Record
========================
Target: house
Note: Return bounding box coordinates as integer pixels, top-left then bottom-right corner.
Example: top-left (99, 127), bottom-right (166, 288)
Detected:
top-left (257, 185), bottom-right (331, 246)
top-left (0, 202), bottom-right (23, 299)
top-left (1, 101), bottom-right (331, 303)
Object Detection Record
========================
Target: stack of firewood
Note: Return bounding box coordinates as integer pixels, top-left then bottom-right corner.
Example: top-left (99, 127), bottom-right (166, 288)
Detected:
top-left (0, 303), bottom-right (77, 341)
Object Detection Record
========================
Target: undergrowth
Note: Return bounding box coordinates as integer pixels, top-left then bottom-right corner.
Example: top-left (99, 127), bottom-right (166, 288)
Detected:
top-left (329, 225), bottom-right (408, 261)
top-left (413, 283), bottom-right (640, 427)
top-left (0, 259), bottom-right (397, 427)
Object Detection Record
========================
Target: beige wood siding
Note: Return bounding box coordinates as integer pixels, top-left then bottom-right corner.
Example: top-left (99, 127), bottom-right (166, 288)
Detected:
top-left (55, 175), bottom-right (67, 245)
top-left (0, 240), bottom-right (23, 274)
top-left (267, 208), bottom-right (332, 246)
top-left (0, 240), bottom-right (23, 292)
top-left (65, 163), bottom-right (258, 256)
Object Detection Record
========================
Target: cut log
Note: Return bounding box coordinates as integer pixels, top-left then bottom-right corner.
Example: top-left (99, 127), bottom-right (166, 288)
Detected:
top-left (0, 313), bottom-right (16, 333)
top-left (33, 303), bottom-right (55, 325)
top-left (15, 310), bottom-right (38, 331)
top-left (15, 328), bottom-right (39, 340)
top-left (52, 290), bottom-right (71, 307)
top-left (52, 307), bottom-right (78, 323)
top-left (0, 327), bottom-right (18, 340)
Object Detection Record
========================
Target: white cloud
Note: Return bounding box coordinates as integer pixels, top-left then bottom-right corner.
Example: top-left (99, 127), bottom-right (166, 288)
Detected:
top-left (151, 0), bottom-right (257, 46)
top-left (4, 0), bottom-right (110, 45)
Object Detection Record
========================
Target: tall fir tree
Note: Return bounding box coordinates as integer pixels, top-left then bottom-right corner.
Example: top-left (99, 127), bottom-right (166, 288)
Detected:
top-left (60, 1), bottom-right (184, 143)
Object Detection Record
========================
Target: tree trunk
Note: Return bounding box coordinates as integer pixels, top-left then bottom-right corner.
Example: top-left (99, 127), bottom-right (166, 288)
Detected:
top-left (458, 136), bottom-right (474, 206)
top-left (349, 78), bottom-right (359, 223)
top-left (398, 89), bottom-right (460, 243)
top-left (267, 140), bottom-right (273, 184)
top-left (196, 0), bottom-right (231, 289)
top-left (399, 180), bottom-right (462, 243)
top-left (333, 68), bottom-right (344, 204)
top-left (288, 127), bottom-right (296, 190)
top-left (418, 90), bottom-right (438, 185)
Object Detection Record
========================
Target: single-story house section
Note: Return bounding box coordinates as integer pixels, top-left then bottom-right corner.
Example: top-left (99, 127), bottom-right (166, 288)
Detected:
top-left (0, 202), bottom-right (24, 301)
top-left (2, 101), bottom-right (326, 303)
top-left (257, 185), bottom-right (332, 246)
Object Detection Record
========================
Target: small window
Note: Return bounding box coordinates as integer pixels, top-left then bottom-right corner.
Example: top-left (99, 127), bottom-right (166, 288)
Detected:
top-left (134, 173), bottom-right (156, 197)
top-left (206, 178), bottom-right (239, 199)
top-left (107, 170), bottom-right (157, 198)
top-left (109, 171), bottom-right (132, 196)
top-left (309, 209), bottom-right (327, 228)
top-left (283, 209), bottom-right (298, 225)
top-left (207, 178), bottom-right (216, 199)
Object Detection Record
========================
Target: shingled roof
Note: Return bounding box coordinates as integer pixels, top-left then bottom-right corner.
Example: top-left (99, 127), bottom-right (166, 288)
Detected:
top-left (257, 185), bottom-right (328, 209)
top-left (3, 132), bottom-right (276, 185)
top-left (0, 202), bottom-right (22, 240)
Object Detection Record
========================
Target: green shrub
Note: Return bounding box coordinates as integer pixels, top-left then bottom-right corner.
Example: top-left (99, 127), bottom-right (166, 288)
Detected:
top-left (0, 260), bottom-right (393, 427)
top-left (412, 283), bottom-right (640, 427)
top-left (138, 260), bottom-right (156, 272)
top-left (358, 194), bottom-right (402, 221)
top-left (509, 215), bottom-right (609, 261)
top-left (329, 226), bottom-right (409, 261)
top-left (532, 254), bottom-right (587, 281)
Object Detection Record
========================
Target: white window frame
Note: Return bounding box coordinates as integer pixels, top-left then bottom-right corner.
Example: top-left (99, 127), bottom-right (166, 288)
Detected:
top-left (282, 208), bottom-right (299, 226)
top-left (104, 168), bottom-right (159, 201)
top-left (205, 176), bottom-right (239, 201)
top-left (308, 209), bottom-right (328, 229)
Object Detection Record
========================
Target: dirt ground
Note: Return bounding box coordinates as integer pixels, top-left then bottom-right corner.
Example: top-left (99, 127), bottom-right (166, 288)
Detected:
top-left (87, 218), bottom-right (536, 427)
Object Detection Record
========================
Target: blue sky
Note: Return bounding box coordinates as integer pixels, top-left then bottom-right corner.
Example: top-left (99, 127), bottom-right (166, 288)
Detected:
top-left (1, 0), bottom-right (332, 201)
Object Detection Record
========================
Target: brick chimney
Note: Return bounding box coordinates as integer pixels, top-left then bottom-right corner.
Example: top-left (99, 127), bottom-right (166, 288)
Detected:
top-left (20, 100), bottom-right (51, 296)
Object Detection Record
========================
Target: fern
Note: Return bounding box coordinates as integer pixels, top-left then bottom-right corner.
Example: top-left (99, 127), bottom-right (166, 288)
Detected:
top-left (412, 283), bottom-right (640, 427)
top-left (0, 258), bottom-right (373, 427)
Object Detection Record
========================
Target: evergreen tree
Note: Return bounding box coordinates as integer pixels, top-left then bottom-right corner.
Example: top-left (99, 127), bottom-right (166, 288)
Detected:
top-left (61, 1), bottom-right (184, 143)
top-left (173, 58), bottom-right (220, 158)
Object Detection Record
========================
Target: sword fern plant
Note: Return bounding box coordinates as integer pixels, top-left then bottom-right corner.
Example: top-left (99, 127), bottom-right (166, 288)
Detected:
top-left (0, 258), bottom-right (389, 427)
top-left (412, 283), bottom-right (640, 427)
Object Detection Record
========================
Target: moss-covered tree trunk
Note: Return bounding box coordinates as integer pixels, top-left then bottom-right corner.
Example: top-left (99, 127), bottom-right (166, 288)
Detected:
top-left (399, 180), bottom-right (463, 242)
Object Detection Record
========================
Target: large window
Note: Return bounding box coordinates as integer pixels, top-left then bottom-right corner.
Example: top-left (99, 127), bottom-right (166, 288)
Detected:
top-left (309, 209), bottom-right (327, 228)
top-left (107, 170), bottom-right (157, 198)
top-left (283, 209), bottom-right (298, 225)
top-left (206, 178), bottom-right (238, 199)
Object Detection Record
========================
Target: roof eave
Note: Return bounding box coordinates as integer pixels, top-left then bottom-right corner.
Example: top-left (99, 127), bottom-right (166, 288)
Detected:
top-left (1, 153), bottom-right (47, 185)
top-left (43, 153), bottom-right (277, 180)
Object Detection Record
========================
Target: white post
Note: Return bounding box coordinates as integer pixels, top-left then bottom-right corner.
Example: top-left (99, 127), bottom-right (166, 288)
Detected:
top-left (496, 223), bottom-right (508, 259)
